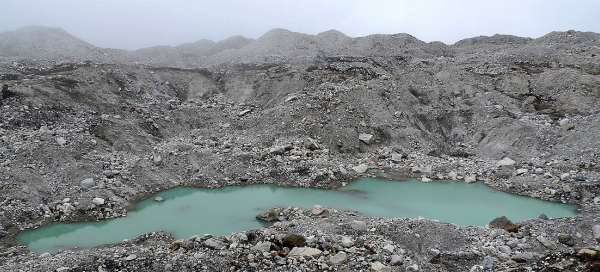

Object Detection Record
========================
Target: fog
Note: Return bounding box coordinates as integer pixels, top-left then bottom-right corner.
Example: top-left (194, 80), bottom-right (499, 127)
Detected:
top-left (1, 0), bottom-right (599, 50)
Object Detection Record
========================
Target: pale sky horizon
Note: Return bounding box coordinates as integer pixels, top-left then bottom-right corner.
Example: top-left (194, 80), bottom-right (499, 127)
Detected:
top-left (1, 0), bottom-right (599, 50)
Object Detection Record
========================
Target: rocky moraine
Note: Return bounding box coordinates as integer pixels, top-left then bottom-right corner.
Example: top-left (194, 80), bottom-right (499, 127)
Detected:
top-left (0, 27), bottom-right (599, 271)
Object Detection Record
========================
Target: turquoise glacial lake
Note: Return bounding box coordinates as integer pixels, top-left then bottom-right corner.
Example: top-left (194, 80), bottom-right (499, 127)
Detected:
top-left (18, 179), bottom-right (577, 252)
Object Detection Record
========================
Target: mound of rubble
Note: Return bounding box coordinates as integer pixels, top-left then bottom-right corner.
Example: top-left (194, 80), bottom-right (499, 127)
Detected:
top-left (0, 27), bottom-right (599, 271)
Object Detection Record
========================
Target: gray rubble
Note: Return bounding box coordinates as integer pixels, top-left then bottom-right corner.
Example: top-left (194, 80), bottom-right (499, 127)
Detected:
top-left (0, 27), bottom-right (599, 271)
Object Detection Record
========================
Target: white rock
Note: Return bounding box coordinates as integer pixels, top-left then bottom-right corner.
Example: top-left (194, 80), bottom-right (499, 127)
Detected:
top-left (464, 174), bottom-right (477, 183)
top-left (352, 164), bottom-right (369, 174)
top-left (55, 137), bottom-right (67, 146)
top-left (124, 254), bottom-right (137, 261)
top-left (92, 197), bottom-right (105, 206)
top-left (288, 247), bottom-right (322, 257)
top-left (560, 173), bottom-right (570, 181)
top-left (370, 261), bottom-right (390, 272)
top-left (341, 236), bottom-right (354, 247)
top-left (421, 176), bottom-right (432, 182)
top-left (359, 133), bottom-right (375, 144)
top-left (329, 251), bottom-right (347, 265)
top-left (390, 254), bottom-right (404, 265)
top-left (592, 225), bottom-right (600, 242)
top-left (154, 196), bottom-right (164, 202)
top-left (447, 171), bottom-right (458, 180)
top-left (593, 196), bottom-right (600, 205)
top-left (238, 109), bottom-right (252, 117)
top-left (383, 244), bottom-right (396, 253)
top-left (406, 264), bottom-right (420, 271)
top-left (497, 157), bottom-right (516, 167)
top-left (515, 169), bottom-right (528, 175)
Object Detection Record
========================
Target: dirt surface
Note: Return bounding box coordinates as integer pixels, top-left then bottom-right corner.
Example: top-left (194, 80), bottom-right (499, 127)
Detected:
top-left (0, 27), bottom-right (599, 271)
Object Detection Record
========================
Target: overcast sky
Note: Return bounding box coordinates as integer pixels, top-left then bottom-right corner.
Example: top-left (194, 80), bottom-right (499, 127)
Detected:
top-left (1, 0), bottom-right (599, 50)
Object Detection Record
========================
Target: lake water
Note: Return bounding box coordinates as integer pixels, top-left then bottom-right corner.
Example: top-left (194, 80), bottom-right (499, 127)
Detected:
top-left (18, 178), bottom-right (577, 252)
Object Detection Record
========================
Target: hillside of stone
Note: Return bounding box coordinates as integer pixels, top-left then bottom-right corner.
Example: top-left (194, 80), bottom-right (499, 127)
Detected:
top-left (0, 27), bottom-right (599, 271)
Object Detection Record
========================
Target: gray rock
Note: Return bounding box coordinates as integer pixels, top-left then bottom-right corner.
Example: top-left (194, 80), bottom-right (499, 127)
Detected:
top-left (512, 252), bottom-right (534, 262)
top-left (497, 157), bottom-right (516, 167)
top-left (558, 233), bottom-right (575, 247)
top-left (370, 261), bottom-right (391, 272)
top-left (252, 241), bottom-right (272, 252)
top-left (92, 197), bottom-right (105, 206)
top-left (359, 133), bottom-right (374, 144)
top-left (483, 256), bottom-right (494, 271)
top-left (406, 264), bottom-right (419, 271)
top-left (350, 220), bottom-right (368, 231)
top-left (390, 153), bottom-right (404, 163)
top-left (352, 164), bottom-right (369, 174)
top-left (152, 154), bottom-right (162, 165)
top-left (238, 109), bottom-right (252, 117)
top-left (311, 205), bottom-right (325, 215)
top-left (288, 247), bottom-right (322, 257)
top-left (124, 254), bottom-right (137, 261)
top-left (256, 207), bottom-right (283, 222)
top-left (55, 137), bottom-right (67, 146)
top-left (80, 178), bottom-right (95, 188)
top-left (447, 171), bottom-right (458, 180)
top-left (464, 174), bottom-right (477, 183)
top-left (390, 254), bottom-right (404, 265)
top-left (594, 196), bottom-right (600, 205)
top-left (536, 235), bottom-right (557, 249)
top-left (329, 251), bottom-right (347, 265)
top-left (515, 168), bottom-right (528, 176)
top-left (341, 236), bottom-right (354, 247)
top-left (592, 225), bottom-right (600, 242)
top-left (559, 118), bottom-right (575, 130)
top-left (203, 238), bottom-right (227, 250)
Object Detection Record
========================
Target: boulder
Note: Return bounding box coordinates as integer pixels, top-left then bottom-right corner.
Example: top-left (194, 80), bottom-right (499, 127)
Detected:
top-left (311, 205), bottom-right (326, 216)
top-left (92, 197), bottom-right (105, 206)
top-left (390, 153), bottom-right (404, 163)
top-left (341, 236), bottom-right (354, 247)
top-left (592, 225), bottom-right (600, 243)
top-left (80, 178), bottom-right (95, 188)
top-left (55, 137), bottom-right (67, 146)
top-left (536, 235), bottom-right (557, 249)
top-left (288, 247), bottom-right (321, 257)
top-left (282, 233), bottom-right (306, 248)
top-left (203, 238), bottom-right (227, 250)
top-left (515, 169), bottom-right (528, 175)
top-left (558, 233), bottom-right (575, 247)
top-left (352, 164), bottom-right (369, 174)
top-left (256, 207), bottom-right (283, 222)
top-left (329, 251), bottom-right (347, 265)
top-left (390, 254), bottom-right (404, 265)
top-left (464, 174), bottom-right (477, 183)
top-left (496, 157), bottom-right (516, 167)
top-left (251, 241), bottom-right (272, 252)
top-left (370, 261), bottom-right (390, 272)
top-left (350, 220), bottom-right (368, 231)
top-left (488, 216), bottom-right (519, 233)
top-left (359, 133), bottom-right (375, 144)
